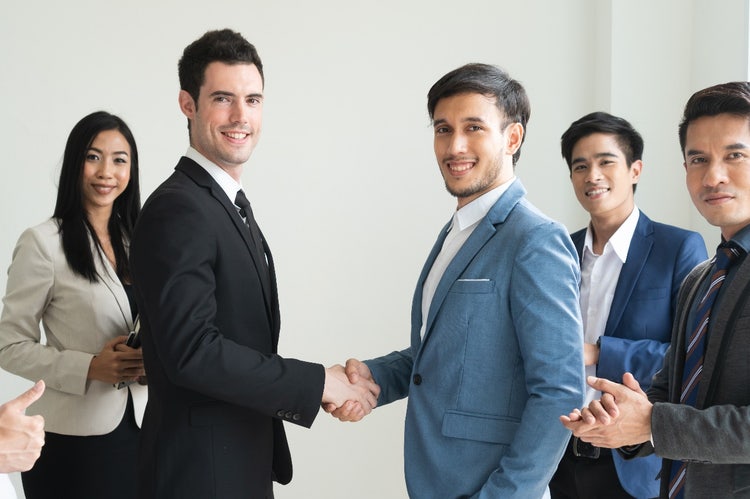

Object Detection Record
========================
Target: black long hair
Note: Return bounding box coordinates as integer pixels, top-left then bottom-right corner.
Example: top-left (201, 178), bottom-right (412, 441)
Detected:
top-left (52, 111), bottom-right (140, 282)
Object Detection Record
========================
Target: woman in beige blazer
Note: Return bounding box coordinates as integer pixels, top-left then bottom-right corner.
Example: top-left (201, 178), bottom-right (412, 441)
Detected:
top-left (0, 111), bottom-right (147, 499)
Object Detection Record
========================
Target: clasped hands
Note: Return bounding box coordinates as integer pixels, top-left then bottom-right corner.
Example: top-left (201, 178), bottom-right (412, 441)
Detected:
top-left (322, 359), bottom-right (380, 422)
top-left (560, 372), bottom-right (654, 449)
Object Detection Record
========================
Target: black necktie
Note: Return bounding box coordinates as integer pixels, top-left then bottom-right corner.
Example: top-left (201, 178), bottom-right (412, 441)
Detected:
top-left (234, 189), bottom-right (267, 266)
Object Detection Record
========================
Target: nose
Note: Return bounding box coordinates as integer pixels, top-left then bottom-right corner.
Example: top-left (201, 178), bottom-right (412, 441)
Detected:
top-left (703, 160), bottom-right (729, 187)
top-left (229, 100), bottom-right (249, 125)
top-left (585, 164), bottom-right (602, 183)
top-left (97, 158), bottom-right (115, 178)
top-left (447, 132), bottom-right (468, 155)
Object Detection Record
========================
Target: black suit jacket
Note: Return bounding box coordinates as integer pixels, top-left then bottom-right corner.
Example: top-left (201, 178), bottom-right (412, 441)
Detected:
top-left (131, 157), bottom-right (325, 499)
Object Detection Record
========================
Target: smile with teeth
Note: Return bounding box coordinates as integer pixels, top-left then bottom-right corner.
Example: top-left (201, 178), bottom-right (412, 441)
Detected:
top-left (447, 160), bottom-right (475, 172)
top-left (223, 132), bottom-right (249, 140)
top-left (586, 187), bottom-right (609, 197)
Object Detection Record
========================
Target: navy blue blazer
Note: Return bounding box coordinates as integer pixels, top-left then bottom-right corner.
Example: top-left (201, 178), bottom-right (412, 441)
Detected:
top-left (571, 211), bottom-right (706, 498)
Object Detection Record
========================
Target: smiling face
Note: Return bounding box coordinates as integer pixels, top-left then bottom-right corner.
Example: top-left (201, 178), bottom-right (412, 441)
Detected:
top-left (179, 61), bottom-right (263, 181)
top-left (685, 113), bottom-right (750, 241)
top-left (569, 133), bottom-right (641, 224)
top-left (432, 92), bottom-right (523, 208)
top-left (81, 129), bottom-right (132, 215)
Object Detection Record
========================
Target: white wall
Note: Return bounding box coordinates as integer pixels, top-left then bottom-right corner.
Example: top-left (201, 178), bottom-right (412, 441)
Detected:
top-left (0, 1), bottom-right (746, 497)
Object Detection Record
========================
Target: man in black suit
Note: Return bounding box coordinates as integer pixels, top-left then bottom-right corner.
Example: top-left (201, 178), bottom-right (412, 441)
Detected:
top-left (130, 29), bottom-right (378, 499)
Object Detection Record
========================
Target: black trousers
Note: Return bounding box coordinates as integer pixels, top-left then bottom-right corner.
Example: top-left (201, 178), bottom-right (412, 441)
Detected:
top-left (22, 394), bottom-right (139, 499)
top-left (549, 436), bottom-right (635, 499)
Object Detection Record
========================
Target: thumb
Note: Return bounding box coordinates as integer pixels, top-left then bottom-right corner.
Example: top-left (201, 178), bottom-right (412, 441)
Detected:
top-left (622, 372), bottom-right (645, 395)
top-left (344, 359), bottom-right (361, 384)
top-left (586, 375), bottom-right (620, 395)
top-left (9, 380), bottom-right (45, 411)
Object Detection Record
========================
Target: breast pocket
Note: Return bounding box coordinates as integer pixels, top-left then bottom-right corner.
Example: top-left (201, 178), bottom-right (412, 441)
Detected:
top-left (450, 279), bottom-right (494, 294)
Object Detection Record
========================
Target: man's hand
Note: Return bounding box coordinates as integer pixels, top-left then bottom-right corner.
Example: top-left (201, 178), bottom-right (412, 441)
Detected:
top-left (560, 373), bottom-right (653, 448)
top-left (322, 360), bottom-right (380, 422)
top-left (323, 359), bottom-right (380, 422)
top-left (0, 380), bottom-right (46, 472)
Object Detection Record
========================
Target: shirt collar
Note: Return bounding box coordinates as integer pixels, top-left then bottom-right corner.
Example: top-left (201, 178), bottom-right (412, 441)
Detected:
top-left (583, 206), bottom-right (640, 262)
top-left (724, 223), bottom-right (750, 254)
top-left (453, 176), bottom-right (516, 232)
top-left (185, 147), bottom-right (243, 204)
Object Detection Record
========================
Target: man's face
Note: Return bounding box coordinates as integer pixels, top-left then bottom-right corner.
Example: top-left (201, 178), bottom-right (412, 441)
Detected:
top-left (685, 113), bottom-right (750, 241)
top-left (179, 61), bottom-right (263, 178)
top-left (569, 133), bottom-right (640, 222)
top-left (432, 92), bottom-right (522, 208)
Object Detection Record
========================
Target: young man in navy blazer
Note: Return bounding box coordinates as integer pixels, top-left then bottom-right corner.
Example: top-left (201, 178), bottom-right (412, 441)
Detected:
top-left (549, 112), bottom-right (707, 498)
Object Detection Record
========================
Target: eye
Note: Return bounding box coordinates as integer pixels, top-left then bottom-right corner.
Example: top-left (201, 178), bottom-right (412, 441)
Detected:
top-left (86, 153), bottom-right (100, 161)
top-left (467, 125), bottom-right (482, 132)
top-left (114, 157), bottom-right (129, 164)
top-left (434, 126), bottom-right (450, 135)
top-left (728, 151), bottom-right (746, 160)
top-left (248, 97), bottom-right (262, 105)
top-left (572, 164), bottom-right (586, 172)
top-left (688, 156), bottom-right (707, 165)
top-left (215, 96), bottom-right (230, 103)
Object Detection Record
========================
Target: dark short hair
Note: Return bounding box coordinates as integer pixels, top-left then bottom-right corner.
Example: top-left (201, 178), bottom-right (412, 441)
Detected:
top-left (53, 111), bottom-right (140, 282)
top-left (178, 28), bottom-right (264, 106)
top-left (560, 111), bottom-right (644, 170)
top-left (427, 63), bottom-right (531, 165)
top-left (678, 82), bottom-right (750, 154)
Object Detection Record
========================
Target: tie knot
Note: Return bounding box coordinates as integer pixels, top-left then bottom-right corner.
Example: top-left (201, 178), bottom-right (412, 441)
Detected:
top-left (715, 243), bottom-right (743, 270)
top-left (235, 189), bottom-right (250, 210)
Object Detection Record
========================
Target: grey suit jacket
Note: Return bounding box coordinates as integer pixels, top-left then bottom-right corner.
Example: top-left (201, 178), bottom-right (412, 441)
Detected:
top-left (0, 218), bottom-right (146, 435)
top-left (642, 248), bottom-right (750, 498)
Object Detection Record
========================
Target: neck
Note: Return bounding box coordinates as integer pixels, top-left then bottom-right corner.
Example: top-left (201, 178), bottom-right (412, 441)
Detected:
top-left (85, 207), bottom-right (112, 238)
top-left (589, 210), bottom-right (632, 255)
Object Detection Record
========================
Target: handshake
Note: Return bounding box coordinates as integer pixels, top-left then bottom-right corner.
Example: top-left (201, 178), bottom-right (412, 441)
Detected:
top-left (321, 359), bottom-right (380, 422)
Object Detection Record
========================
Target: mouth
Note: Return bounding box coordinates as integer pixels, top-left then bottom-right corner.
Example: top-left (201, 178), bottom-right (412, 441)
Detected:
top-left (586, 187), bottom-right (610, 198)
top-left (703, 192), bottom-right (734, 205)
top-left (222, 131), bottom-right (250, 142)
top-left (92, 184), bottom-right (116, 195)
top-left (445, 158), bottom-right (476, 175)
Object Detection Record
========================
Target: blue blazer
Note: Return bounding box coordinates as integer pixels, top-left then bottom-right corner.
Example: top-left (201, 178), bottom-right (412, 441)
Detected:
top-left (367, 180), bottom-right (585, 499)
top-left (570, 211), bottom-right (707, 498)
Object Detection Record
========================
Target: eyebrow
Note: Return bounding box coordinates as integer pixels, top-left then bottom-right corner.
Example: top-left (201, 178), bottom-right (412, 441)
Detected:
top-left (433, 116), bottom-right (486, 127)
top-left (686, 142), bottom-right (750, 156)
top-left (209, 90), bottom-right (263, 100)
top-left (88, 146), bottom-right (129, 157)
top-left (571, 151), bottom-right (619, 164)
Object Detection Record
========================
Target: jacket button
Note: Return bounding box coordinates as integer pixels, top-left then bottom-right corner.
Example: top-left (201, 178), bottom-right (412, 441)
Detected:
top-left (285, 411), bottom-right (293, 419)
top-left (276, 410), bottom-right (285, 418)
top-left (292, 413), bottom-right (301, 421)
top-left (413, 374), bottom-right (422, 385)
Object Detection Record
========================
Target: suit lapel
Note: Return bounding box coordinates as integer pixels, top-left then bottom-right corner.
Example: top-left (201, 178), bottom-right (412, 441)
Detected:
top-left (421, 180), bottom-right (526, 343)
top-left (175, 159), bottom-right (275, 322)
top-left (90, 233), bottom-right (133, 330)
top-left (604, 213), bottom-right (653, 336)
top-left (697, 254), bottom-right (750, 404)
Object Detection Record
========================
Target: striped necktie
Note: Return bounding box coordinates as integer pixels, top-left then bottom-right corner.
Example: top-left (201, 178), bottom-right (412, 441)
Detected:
top-left (668, 243), bottom-right (741, 498)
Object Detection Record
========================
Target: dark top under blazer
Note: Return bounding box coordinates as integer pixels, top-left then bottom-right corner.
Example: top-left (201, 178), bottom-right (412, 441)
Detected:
top-left (131, 157), bottom-right (325, 499)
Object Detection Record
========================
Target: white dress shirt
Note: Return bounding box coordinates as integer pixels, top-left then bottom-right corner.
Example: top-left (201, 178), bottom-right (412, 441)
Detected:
top-left (420, 178), bottom-right (516, 339)
top-left (185, 147), bottom-right (244, 209)
top-left (580, 207), bottom-right (640, 404)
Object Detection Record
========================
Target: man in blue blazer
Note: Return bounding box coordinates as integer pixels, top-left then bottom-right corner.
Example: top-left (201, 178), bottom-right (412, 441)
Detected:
top-left (330, 64), bottom-right (585, 498)
top-left (549, 113), bottom-right (707, 498)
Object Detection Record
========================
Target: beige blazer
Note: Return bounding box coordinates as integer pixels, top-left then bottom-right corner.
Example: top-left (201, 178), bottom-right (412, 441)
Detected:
top-left (0, 218), bottom-right (146, 435)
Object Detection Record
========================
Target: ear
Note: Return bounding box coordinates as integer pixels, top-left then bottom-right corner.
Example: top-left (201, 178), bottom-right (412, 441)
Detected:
top-left (630, 159), bottom-right (643, 185)
top-left (178, 90), bottom-right (196, 120)
top-left (504, 122), bottom-right (524, 156)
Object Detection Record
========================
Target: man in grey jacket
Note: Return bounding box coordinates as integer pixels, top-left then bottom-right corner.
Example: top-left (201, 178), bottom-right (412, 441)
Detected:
top-left (561, 81), bottom-right (750, 499)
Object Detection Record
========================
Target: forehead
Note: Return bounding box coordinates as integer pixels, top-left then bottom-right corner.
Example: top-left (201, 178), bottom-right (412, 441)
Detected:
top-left (200, 61), bottom-right (263, 95)
top-left (90, 129), bottom-right (129, 151)
top-left (572, 133), bottom-right (625, 157)
top-left (685, 113), bottom-right (750, 149)
top-left (433, 92), bottom-right (503, 122)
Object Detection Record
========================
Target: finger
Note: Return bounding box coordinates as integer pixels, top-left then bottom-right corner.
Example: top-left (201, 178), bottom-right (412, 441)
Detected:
top-left (621, 372), bottom-right (645, 395)
top-left (600, 392), bottom-right (619, 418)
top-left (105, 335), bottom-right (130, 348)
top-left (586, 400), bottom-right (611, 425)
top-left (344, 359), bottom-right (361, 383)
top-left (586, 375), bottom-right (622, 397)
top-left (7, 380), bottom-right (45, 411)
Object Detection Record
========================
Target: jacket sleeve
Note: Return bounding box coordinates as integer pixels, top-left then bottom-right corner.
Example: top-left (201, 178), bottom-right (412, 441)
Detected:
top-left (0, 225), bottom-right (94, 396)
